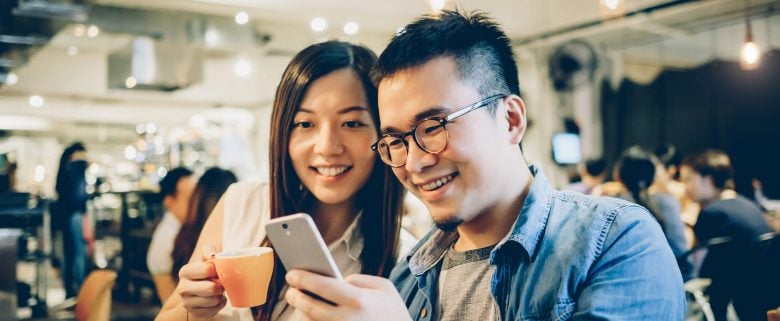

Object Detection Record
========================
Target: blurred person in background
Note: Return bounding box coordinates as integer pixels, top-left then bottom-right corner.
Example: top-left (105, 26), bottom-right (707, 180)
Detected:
top-left (655, 144), bottom-right (699, 246)
top-left (170, 167), bottom-right (237, 285)
top-left (156, 40), bottom-right (415, 321)
top-left (147, 167), bottom-right (194, 303)
top-left (54, 142), bottom-right (93, 298)
top-left (681, 150), bottom-right (774, 321)
top-left (613, 146), bottom-right (692, 281)
top-left (564, 157), bottom-right (607, 195)
top-left (0, 154), bottom-right (16, 193)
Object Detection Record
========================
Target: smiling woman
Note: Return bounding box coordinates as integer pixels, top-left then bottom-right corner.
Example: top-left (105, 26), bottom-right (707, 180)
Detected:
top-left (155, 41), bottom-right (416, 321)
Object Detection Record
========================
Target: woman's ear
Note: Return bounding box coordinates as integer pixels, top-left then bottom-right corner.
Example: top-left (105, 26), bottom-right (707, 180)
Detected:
top-left (503, 95), bottom-right (527, 145)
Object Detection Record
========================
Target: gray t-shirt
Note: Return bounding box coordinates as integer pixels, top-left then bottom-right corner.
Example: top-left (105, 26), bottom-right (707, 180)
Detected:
top-left (438, 244), bottom-right (500, 321)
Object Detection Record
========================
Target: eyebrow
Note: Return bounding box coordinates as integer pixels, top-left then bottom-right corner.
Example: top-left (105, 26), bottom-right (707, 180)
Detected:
top-left (297, 106), bottom-right (369, 115)
top-left (381, 106), bottom-right (448, 135)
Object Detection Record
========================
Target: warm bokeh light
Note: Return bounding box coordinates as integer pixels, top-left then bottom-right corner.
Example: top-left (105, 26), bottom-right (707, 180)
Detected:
top-left (741, 41), bottom-right (760, 69)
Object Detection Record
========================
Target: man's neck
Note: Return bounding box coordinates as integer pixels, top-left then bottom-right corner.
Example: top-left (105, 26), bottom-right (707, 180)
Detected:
top-left (453, 166), bottom-right (534, 252)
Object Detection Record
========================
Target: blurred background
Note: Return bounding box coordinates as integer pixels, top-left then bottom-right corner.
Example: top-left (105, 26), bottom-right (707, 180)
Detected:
top-left (0, 0), bottom-right (778, 320)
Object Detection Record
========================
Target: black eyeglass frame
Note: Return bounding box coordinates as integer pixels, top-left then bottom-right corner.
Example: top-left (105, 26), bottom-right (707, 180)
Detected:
top-left (370, 93), bottom-right (508, 168)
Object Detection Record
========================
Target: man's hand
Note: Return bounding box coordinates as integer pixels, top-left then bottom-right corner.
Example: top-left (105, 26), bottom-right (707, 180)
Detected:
top-left (285, 270), bottom-right (412, 321)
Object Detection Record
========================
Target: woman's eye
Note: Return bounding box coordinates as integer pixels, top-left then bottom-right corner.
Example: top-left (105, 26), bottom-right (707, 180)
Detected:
top-left (343, 121), bottom-right (366, 128)
top-left (293, 121), bottom-right (314, 129)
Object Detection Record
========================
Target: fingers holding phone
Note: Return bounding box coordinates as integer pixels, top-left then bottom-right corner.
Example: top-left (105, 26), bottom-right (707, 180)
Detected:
top-left (285, 270), bottom-right (412, 321)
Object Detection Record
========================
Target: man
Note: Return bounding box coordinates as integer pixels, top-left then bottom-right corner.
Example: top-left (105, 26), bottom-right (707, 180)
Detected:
top-left (147, 167), bottom-right (194, 303)
top-left (285, 10), bottom-right (685, 320)
top-left (680, 150), bottom-right (774, 321)
top-left (564, 157), bottom-right (606, 195)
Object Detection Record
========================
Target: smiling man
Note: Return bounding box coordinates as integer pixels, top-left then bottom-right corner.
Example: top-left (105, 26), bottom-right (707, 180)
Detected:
top-left (285, 10), bottom-right (685, 321)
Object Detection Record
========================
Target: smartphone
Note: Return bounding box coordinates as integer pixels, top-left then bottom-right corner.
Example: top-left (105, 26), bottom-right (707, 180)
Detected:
top-left (265, 213), bottom-right (343, 280)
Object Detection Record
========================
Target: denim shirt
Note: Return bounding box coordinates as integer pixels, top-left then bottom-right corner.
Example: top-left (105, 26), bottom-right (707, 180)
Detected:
top-left (390, 166), bottom-right (685, 321)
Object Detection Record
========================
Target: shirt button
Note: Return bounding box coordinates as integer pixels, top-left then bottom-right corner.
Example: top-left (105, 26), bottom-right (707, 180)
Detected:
top-left (421, 307), bottom-right (427, 318)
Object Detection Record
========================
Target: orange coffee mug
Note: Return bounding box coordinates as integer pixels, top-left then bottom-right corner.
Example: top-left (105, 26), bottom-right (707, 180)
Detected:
top-left (212, 247), bottom-right (274, 308)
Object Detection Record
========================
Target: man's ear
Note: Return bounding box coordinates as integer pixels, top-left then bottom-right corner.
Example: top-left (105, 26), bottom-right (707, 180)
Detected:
top-left (502, 95), bottom-right (527, 145)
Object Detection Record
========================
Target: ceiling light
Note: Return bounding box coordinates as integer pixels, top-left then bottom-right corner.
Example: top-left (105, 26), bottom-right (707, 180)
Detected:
top-left (136, 123), bottom-right (146, 134)
top-left (599, 0), bottom-right (625, 20)
top-left (234, 11), bottom-right (249, 25)
top-left (67, 46), bottom-right (79, 56)
top-left (310, 17), bottom-right (328, 32)
top-left (234, 58), bottom-right (252, 77)
top-left (5, 72), bottom-right (18, 85)
top-left (34, 165), bottom-right (46, 183)
top-left (125, 76), bottom-right (137, 88)
top-left (146, 123), bottom-right (158, 134)
top-left (204, 28), bottom-right (220, 46)
top-left (28, 95), bottom-right (44, 108)
top-left (343, 22), bottom-right (359, 35)
top-left (740, 15), bottom-right (760, 70)
top-left (87, 25), bottom-right (100, 37)
top-left (124, 145), bottom-right (137, 161)
top-left (73, 24), bottom-right (86, 37)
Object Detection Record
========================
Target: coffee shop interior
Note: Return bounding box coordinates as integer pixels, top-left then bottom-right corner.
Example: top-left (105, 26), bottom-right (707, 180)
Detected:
top-left (1, 0), bottom-right (779, 320)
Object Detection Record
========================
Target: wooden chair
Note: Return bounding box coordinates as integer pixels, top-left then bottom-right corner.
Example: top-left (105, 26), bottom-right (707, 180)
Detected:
top-left (74, 269), bottom-right (117, 321)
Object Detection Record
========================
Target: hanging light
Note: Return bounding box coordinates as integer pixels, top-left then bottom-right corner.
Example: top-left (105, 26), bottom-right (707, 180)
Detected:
top-left (740, 13), bottom-right (760, 70)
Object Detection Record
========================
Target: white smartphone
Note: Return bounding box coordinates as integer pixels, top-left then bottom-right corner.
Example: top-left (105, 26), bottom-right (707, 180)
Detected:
top-left (265, 213), bottom-right (343, 280)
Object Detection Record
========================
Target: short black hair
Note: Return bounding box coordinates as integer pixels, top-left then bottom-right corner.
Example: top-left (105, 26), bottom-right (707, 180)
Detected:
top-left (373, 10), bottom-right (520, 114)
top-left (654, 144), bottom-right (682, 168)
top-left (584, 158), bottom-right (607, 177)
top-left (682, 150), bottom-right (734, 190)
top-left (159, 167), bottom-right (193, 199)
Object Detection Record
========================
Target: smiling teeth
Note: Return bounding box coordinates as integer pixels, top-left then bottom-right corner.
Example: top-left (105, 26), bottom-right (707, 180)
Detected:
top-left (420, 174), bottom-right (454, 191)
top-left (317, 166), bottom-right (349, 177)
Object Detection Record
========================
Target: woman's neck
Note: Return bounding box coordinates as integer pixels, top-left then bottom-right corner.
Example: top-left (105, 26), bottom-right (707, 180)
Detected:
top-left (308, 200), bottom-right (360, 244)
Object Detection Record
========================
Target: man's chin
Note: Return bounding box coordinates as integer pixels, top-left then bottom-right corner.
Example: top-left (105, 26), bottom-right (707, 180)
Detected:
top-left (434, 216), bottom-right (463, 232)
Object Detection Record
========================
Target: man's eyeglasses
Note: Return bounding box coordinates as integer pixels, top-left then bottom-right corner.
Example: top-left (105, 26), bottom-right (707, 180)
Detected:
top-left (371, 94), bottom-right (507, 168)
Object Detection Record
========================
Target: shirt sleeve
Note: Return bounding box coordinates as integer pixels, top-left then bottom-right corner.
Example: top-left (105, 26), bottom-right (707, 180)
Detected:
top-left (572, 205), bottom-right (686, 320)
top-left (147, 217), bottom-right (177, 275)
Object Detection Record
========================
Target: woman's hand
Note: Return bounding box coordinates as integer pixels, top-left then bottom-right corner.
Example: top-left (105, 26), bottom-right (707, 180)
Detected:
top-left (177, 246), bottom-right (227, 320)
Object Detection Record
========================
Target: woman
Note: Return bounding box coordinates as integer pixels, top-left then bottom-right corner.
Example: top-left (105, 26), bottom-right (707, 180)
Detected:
top-left (55, 142), bottom-right (94, 298)
top-left (613, 146), bottom-right (693, 281)
top-left (156, 41), bottom-right (414, 321)
top-left (170, 167), bottom-right (238, 283)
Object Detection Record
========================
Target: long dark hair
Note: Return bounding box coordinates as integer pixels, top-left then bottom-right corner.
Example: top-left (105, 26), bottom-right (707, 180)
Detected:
top-left (615, 146), bottom-right (666, 233)
top-left (55, 142), bottom-right (86, 197)
top-left (171, 167), bottom-right (237, 282)
top-left (258, 41), bottom-right (405, 321)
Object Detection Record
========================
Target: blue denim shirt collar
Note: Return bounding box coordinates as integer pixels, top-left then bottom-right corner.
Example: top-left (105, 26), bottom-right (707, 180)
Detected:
top-left (406, 165), bottom-right (552, 275)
